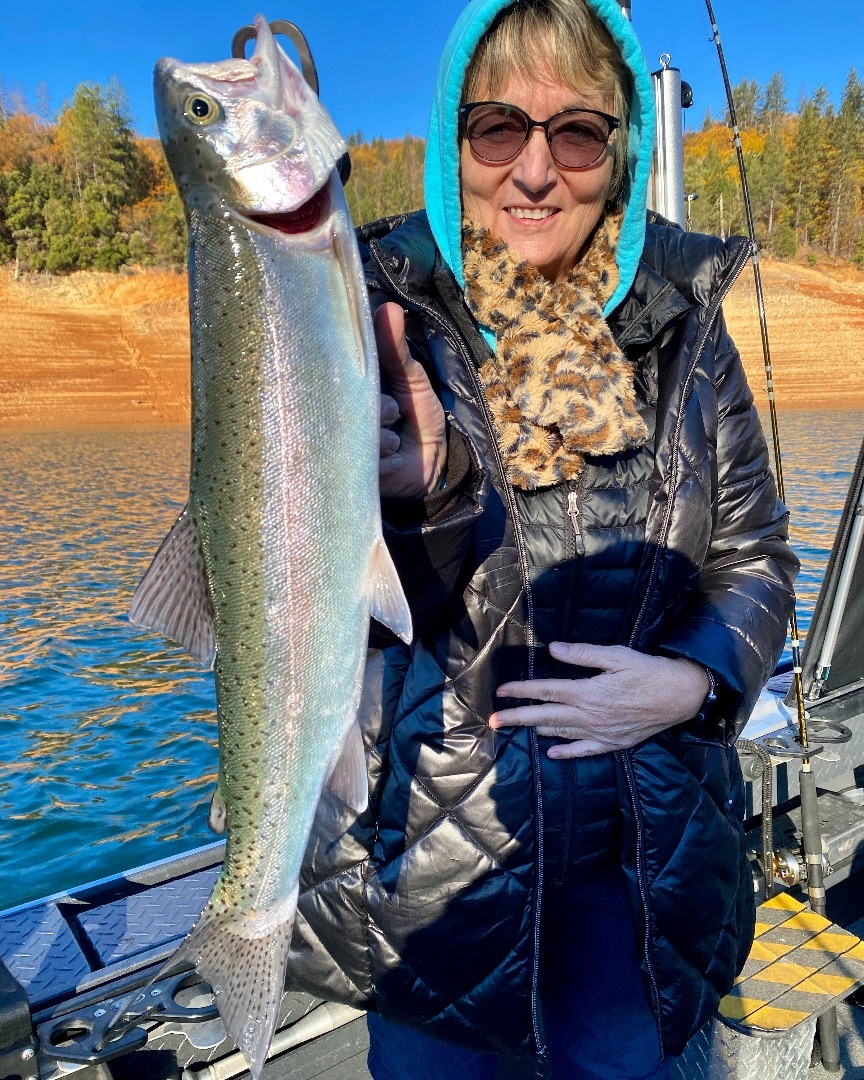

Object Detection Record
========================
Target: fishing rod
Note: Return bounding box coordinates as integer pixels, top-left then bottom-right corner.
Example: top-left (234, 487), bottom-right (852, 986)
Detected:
top-left (704, 3), bottom-right (840, 1069)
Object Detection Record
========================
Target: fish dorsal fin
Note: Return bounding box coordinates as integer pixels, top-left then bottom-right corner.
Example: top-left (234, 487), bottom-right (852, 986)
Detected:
top-left (369, 537), bottom-right (413, 644)
top-left (129, 507), bottom-right (216, 667)
top-left (208, 774), bottom-right (227, 835)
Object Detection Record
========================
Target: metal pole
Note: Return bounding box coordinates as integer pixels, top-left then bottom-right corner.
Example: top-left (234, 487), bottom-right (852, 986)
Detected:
top-left (651, 56), bottom-right (686, 227)
top-left (811, 499), bottom-right (864, 698)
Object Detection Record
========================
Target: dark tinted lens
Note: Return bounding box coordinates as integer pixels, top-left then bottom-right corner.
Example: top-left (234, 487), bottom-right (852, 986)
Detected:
top-left (466, 104), bottom-right (528, 162)
top-left (548, 111), bottom-right (610, 167)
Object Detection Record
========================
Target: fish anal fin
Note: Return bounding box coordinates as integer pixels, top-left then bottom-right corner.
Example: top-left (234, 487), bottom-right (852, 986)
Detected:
top-left (130, 507), bottom-right (216, 667)
top-left (325, 719), bottom-right (368, 815)
top-left (369, 537), bottom-right (413, 644)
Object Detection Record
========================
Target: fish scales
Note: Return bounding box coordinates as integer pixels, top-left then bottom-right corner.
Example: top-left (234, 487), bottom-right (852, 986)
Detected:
top-left (190, 207), bottom-right (379, 910)
top-left (128, 17), bottom-right (412, 1078)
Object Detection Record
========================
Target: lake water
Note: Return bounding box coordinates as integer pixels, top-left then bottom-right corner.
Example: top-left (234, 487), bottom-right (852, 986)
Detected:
top-left (0, 412), bottom-right (862, 911)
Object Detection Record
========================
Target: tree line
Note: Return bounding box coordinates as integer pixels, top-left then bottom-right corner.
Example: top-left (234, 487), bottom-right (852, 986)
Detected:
top-left (685, 70), bottom-right (864, 263)
top-left (0, 80), bottom-right (184, 272)
top-left (0, 69), bottom-right (861, 274)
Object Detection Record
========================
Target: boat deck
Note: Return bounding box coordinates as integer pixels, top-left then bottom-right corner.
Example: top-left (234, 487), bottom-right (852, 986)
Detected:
top-left (2, 835), bottom-right (864, 1079)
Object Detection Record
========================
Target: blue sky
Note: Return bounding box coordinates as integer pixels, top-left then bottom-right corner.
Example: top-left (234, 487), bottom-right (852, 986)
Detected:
top-left (1, 2), bottom-right (861, 141)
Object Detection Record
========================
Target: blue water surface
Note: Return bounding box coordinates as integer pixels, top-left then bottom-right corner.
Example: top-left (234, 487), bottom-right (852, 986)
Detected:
top-left (0, 412), bottom-right (861, 910)
top-left (0, 428), bottom-right (217, 910)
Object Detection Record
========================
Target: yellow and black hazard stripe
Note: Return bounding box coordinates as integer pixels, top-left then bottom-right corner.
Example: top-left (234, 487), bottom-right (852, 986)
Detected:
top-left (718, 891), bottom-right (864, 1033)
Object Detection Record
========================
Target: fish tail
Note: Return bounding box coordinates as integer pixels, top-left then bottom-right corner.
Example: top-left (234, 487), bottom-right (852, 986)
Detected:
top-left (170, 889), bottom-right (298, 1080)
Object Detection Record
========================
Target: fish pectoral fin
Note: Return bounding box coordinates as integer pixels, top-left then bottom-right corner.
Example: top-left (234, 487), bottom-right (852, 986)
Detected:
top-left (368, 537), bottom-right (413, 644)
top-left (326, 718), bottom-right (368, 815)
top-left (129, 506), bottom-right (216, 667)
top-left (332, 222), bottom-right (369, 377)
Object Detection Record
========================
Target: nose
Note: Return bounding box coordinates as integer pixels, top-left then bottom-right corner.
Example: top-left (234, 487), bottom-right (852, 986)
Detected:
top-left (512, 125), bottom-right (557, 191)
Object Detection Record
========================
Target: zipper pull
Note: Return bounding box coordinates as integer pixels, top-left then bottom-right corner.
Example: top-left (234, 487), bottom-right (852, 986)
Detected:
top-left (567, 490), bottom-right (585, 556)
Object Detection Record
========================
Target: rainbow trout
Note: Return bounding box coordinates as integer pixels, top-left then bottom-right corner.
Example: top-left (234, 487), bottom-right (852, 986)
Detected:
top-left (130, 17), bottom-right (411, 1077)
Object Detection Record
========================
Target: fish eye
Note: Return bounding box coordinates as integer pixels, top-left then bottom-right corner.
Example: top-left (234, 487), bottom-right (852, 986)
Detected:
top-left (184, 93), bottom-right (222, 126)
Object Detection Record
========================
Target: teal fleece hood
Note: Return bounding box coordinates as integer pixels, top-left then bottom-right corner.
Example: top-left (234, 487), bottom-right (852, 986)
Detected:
top-left (423, 0), bottom-right (655, 316)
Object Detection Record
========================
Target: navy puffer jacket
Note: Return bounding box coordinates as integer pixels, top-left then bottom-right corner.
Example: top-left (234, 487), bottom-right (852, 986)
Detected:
top-left (285, 211), bottom-right (799, 1060)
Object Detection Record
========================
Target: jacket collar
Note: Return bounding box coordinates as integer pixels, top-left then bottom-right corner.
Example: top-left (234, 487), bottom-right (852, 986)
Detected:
top-left (360, 210), bottom-right (749, 353)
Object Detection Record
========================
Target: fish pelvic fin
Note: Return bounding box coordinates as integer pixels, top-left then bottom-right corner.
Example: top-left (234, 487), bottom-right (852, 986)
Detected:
top-left (173, 893), bottom-right (298, 1080)
top-left (324, 651), bottom-right (384, 816)
top-left (129, 506), bottom-right (216, 667)
top-left (369, 537), bottom-right (413, 644)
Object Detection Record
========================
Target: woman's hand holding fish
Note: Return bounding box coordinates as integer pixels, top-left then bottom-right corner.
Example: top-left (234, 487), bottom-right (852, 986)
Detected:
top-left (490, 643), bottom-right (711, 759)
top-left (376, 303), bottom-right (447, 499)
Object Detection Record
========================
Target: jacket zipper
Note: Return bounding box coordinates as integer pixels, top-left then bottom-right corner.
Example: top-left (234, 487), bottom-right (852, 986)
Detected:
top-left (369, 241), bottom-right (547, 1057)
top-left (620, 238), bottom-right (753, 1060)
top-left (620, 749), bottom-right (665, 1059)
top-left (566, 485), bottom-right (586, 557)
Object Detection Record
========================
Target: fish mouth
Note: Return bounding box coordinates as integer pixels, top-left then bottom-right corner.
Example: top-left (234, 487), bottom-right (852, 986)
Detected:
top-left (249, 188), bottom-right (328, 234)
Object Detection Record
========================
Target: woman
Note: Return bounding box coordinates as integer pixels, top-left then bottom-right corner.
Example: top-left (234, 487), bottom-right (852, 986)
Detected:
top-left (286, 0), bottom-right (798, 1076)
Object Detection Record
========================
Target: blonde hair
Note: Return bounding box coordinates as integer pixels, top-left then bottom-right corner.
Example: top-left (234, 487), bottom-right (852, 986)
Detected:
top-left (462, 0), bottom-right (631, 203)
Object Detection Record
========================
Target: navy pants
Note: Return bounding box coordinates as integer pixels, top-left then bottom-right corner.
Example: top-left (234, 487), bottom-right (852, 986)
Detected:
top-left (367, 753), bottom-right (672, 1080)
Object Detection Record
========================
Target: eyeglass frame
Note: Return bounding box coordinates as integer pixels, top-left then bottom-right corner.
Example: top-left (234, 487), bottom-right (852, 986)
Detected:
top-left (458, 100), bottom-right (621, 170)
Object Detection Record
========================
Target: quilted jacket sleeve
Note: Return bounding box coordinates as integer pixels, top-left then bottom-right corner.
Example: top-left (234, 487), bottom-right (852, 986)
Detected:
top-left (657, 313), bottom-right (799, 741)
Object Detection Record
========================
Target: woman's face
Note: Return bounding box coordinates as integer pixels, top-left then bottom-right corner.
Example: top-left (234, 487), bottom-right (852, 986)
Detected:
top-left (461, 69), bottom-right (616, 282)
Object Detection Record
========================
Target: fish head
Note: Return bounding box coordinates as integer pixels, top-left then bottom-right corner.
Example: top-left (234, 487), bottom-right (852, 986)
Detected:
top-left (154, 15), bottom-right (346, 223)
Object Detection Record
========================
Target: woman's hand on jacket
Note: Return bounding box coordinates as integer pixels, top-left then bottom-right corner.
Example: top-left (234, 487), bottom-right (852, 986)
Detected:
top-left (376, 302), bottom-right (447, 499)
top-left (490, 642), bottom-right (710, 759)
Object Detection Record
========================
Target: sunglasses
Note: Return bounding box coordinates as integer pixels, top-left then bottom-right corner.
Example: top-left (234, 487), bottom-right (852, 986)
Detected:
top-left (459, 101), bottom-right (620, 170)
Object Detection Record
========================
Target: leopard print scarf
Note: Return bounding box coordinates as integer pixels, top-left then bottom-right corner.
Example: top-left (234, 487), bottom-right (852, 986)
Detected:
top-left (461, 212), bottom-right (648, 490)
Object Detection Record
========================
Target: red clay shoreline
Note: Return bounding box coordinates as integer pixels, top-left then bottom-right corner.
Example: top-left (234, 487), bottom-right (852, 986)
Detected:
top-left (1, 257), bottom-right (862, 430)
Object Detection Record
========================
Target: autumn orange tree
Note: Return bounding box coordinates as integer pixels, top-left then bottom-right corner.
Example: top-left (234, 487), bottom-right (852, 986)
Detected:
top-left (1, 68), bottom-right (862, 272)
top-left (344, 134), bottom-right (425, 226)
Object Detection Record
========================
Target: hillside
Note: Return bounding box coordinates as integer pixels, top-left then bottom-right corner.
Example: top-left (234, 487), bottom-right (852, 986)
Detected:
top-left (0, 268), bottom-right (190, 429)
top-left (0, 257), bottom-right (862, 429)
top-left (723, 260), bottom-right (864, 411)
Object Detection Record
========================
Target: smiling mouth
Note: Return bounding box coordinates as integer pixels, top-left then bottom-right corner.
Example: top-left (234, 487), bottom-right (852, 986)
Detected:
top-left (507, 207), bottom-right (559, 221)
top-left (505, 207), bottom-right (561, 222)
top-left (250, 187), bottom-right (328, 234)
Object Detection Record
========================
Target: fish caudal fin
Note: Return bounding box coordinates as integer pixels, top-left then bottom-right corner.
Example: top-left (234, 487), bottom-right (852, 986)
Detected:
top-left (171, 894), bottom-right (298, 1080)
top-left (129, 506), bottom-right (216, 667)
top-left (369, 537), bottom-right (413, 644)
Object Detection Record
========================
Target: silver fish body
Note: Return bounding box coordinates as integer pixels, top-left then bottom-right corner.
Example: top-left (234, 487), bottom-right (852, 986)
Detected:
top-left (130, 18), bottom-right (411, 1078)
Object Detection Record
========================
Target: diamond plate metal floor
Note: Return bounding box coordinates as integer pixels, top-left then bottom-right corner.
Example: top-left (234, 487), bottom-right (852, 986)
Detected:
top-left (76, 866), bottom-right (220, 965)
top-left (0, 902), bottom-right (91, 1008)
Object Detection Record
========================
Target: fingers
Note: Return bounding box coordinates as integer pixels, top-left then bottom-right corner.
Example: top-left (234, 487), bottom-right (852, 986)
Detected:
top-left (547, 739), bottom-right (609, 760)
top-left (548, 641), bottom-right (630, 671)
top-left (374, 302), bottom-right (413, 387)
top-left (489, 703), bottom-right (574, 729)
top-left (496, 678), bottom-right (577, 703)
top-left (380, 394), bottom-right (399, 427)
